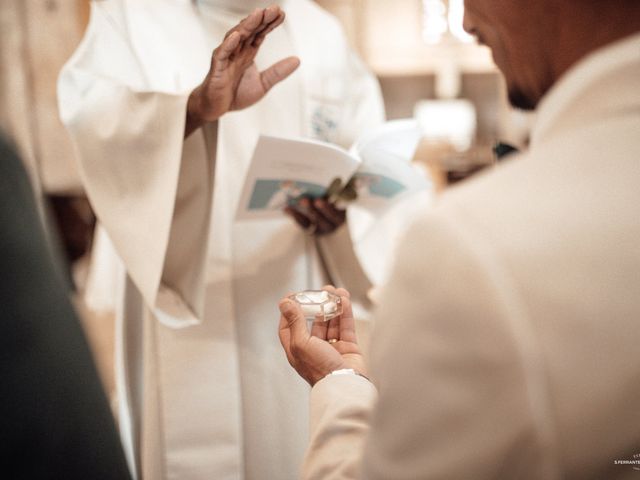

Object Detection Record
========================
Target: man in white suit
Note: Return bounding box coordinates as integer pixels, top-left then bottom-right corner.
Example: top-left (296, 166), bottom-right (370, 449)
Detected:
top-left (279, 0), bottom-right (640, 478)
top-left (59, 1), bottom-right (384, 479)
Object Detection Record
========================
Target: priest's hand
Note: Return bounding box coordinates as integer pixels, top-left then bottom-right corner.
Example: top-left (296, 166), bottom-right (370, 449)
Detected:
top-left (284, 197), bottom-right (347, 236)
top-left (278, 286), bottom-right (367, 387)
top-left (185, 5), bottom-right (300, 137)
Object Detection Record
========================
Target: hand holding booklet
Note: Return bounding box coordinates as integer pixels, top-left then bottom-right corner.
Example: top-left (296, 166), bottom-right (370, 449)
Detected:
top-left (236, 119), bottom-right (430, 220)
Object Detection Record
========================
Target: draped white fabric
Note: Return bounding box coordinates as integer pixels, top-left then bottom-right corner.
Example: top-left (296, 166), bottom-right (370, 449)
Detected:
top-left (59, 1), bottom-right (385, 478)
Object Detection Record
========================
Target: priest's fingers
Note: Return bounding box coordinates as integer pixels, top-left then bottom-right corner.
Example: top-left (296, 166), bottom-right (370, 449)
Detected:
top-left (337, 294), bottom-right (358, 344)
top-left (251, 10), bottom-right (286, 48)
top-left (260, 56), bottom-right (300, 93)
top-left (296, 197), bottom-right (334, 235)
top-left (212, 31), bottom-right (242, 67)
top-left (284, 205), bottom-right (312, 230)
top-left (313, 198), bottom-right (346, 229)
top-left (285, 198), bottom-right (334, 235)
top-left (224, 7), bottom-right (264, 41)
top-left (279, 299), bottom-right (309, 346)
top-left (244, 7), bottom-right (283, 47)
top-left (221, 7), bottom-right (273, 61)
top-left (232, 6), bottom-right (281, 56)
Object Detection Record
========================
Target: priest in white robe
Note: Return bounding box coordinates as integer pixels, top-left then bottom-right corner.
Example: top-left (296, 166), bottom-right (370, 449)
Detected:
top-left (58, 1), bottom-right (385, 479)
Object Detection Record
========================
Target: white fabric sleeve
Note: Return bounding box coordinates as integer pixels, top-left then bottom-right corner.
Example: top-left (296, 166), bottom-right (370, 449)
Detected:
top-left (304, 374), bottom-right (378, 480)
top-left (58, 2), bottom-right (213, 327)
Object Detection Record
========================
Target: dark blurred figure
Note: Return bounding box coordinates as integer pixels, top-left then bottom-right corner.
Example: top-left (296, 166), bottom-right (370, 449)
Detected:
top-left (46, 193), bottom-right (95, 287)
top-left (0, 135), bottom-right (131, 480)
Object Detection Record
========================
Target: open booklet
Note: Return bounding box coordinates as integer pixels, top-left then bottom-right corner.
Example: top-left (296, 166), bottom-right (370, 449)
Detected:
top-left (236, 119), bottom-right (430, 221)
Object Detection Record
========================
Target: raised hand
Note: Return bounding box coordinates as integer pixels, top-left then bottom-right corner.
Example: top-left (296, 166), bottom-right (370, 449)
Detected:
top-left (278, 286), bottom-right (367, 386)
top-left (185, 5), bottom-right (300, 137)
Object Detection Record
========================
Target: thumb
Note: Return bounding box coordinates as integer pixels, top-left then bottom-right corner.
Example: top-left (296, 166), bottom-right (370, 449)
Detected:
top-left (278, 298), bottom-right (308, 343)
top-left (260, 56), bottom-right (300, 92)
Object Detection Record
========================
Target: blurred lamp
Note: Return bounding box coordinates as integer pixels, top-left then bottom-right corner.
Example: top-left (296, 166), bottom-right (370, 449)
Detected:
top-left (414, 99), bottom-right (477, 151)
top-left (423, 0), bottom-right (474, 45)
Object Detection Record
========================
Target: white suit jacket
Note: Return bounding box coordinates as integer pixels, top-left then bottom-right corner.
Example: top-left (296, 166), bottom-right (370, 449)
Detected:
top-left (305, 33), bottom-right (640, 480)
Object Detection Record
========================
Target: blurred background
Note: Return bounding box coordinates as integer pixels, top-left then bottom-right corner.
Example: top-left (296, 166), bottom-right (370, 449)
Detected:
top-left (0, 0), bottom-right (531, 397)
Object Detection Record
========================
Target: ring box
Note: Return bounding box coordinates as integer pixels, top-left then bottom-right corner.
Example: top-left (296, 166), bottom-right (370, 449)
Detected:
top-left (288, 290), bottom-right (342, 322)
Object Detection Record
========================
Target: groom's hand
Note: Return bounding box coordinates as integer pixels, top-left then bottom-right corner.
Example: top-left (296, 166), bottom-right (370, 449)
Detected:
top-left (278, 286), bottom-right (366, 386)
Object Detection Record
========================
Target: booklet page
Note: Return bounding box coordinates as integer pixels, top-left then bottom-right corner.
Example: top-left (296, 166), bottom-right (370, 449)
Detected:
top-left (236, 135), bottom-right (359, 220)
top-left (349, 119), bottom-right (430, 215)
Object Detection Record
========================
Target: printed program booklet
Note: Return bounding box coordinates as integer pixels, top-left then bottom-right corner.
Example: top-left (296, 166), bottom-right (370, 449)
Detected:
top-left (236, 119), bottom-right (429, 220)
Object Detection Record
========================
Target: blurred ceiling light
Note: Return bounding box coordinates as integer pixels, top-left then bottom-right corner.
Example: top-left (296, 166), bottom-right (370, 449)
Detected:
top-left (415, 99), bottom-right (477, 151)
top-left (448, 0), bottom-right (474, 43)
top-left (422, 0), bottom-right (448, 44)
top-left (423, 0), bottom-right (474, 45)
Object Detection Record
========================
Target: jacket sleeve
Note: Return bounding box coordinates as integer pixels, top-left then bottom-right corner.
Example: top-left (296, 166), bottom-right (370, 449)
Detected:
top-left (58, 1), bottom-right (214, 327)
top-left (304, 374), bottom-right (377, 480)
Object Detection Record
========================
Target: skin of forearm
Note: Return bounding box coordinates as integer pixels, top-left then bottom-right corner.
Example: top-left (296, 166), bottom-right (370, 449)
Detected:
top-left (184, 86), bottom-right (206, 139)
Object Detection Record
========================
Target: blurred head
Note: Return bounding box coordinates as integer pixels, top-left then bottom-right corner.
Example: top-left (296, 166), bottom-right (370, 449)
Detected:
top-left (463, 0), bottom-right (640, 110)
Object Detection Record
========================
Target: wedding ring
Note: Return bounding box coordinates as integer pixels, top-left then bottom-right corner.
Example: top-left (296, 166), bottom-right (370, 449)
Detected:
top-left (327, 338), bottom-right (338, 344)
